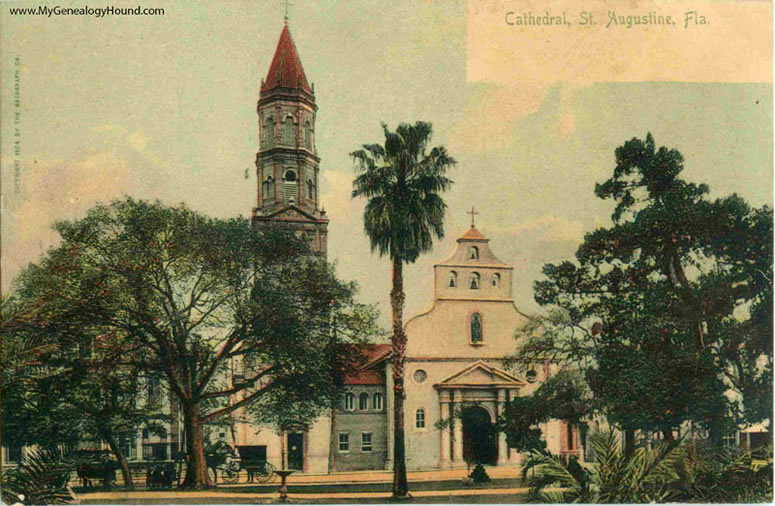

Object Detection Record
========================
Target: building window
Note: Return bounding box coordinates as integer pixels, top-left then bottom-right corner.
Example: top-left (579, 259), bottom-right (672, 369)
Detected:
top-left (344, 393), bottom-right (354, 411)
top-left (562, 422), bottom-right (578, 452)
top-left (415, 408), bottom-right (426, 429)
top-left (413, 369), bottom-right (427, 384)
top-left (147, 376), bottom-right (161, 406)
top-left (492, 273), bottom-right (501, 287)
top-left (722, 432), bottom-right (738, 448)
top-left (526, 369), bottom-right (538, 383)
top-left (361, 432), bottom-right (373, 453)
top-left (307, 179), bottom-right (314, 200)
top-left (469, 246), bottom-right (479, 260)
top-left (283, 118), bottom-right (295, 146)
top-left (338, 433), bottom-right (350, 453)
top-left (142, 428), bottom-right (150, 440)
top-left (262, 176), bottom-right (275, 202)
top-left (359, 392), bottom-right (369, 410)
top-left (373, 393), bottom-right (383, 411)
top-left (470, 312), bottom-right (483, 343)
top-left (448, 271), bottom-right (457, 288)
top-left (304, 120), bottom-right (312, 148)
top-left (119, 433), bottom-right (136, 460)
top-left (7, 443), bottom-right (22, 463)
top-left (284, 170), bottom-right (297, 205)
top-left (469, 272), bottom-right (480, 289)
top-left (263, 118), bottom-right (274, 148)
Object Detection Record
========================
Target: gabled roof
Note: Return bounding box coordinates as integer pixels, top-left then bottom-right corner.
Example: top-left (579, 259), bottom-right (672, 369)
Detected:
top-left (262, 24), bottom-right (311, 93)
top-left (344, 344), bottom-right (390, 385)
top-left (434, 360), bottom-right (525, 389)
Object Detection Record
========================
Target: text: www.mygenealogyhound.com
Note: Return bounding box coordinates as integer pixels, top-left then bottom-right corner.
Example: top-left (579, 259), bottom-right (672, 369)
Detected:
top-left (8, 5), bottom-right (165, 17)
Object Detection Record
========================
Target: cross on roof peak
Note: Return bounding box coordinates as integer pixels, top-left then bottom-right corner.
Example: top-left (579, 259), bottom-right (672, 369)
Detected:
top-left (467, 206), bottom-right (479, 228)
top-left (283, 0), bottom-right (292, 24)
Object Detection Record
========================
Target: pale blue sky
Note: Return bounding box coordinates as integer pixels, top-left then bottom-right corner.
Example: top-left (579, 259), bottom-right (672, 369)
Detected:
top-left (2, 0), bottom-right (772, 329)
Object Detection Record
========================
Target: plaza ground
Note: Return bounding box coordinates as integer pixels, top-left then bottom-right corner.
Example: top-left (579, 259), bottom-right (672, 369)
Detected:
top-left (75, 467), bottom-right (534, 504)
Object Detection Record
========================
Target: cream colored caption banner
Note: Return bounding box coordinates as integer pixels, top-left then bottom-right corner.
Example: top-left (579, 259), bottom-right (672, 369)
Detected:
top-left (467, 0), bottom-right (772, 83)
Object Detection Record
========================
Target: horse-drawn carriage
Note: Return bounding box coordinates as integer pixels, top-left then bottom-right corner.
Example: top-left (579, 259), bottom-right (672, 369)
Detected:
top-left (73, 450), bottom-right (119, 488)
top-left (236, 445), bottom-right (276, 484)
top-left (204, 442), bottom-right (276, 484)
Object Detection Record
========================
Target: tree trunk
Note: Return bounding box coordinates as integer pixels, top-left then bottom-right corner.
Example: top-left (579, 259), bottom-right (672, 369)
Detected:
top-left (391, 257), bottom-right (410, 498)
top-left (328, 406), bottom-right (337, 473)
top-left (105, 433), bottom-right (134, 490)
top-left (181, 401), bottom-right (213, 489)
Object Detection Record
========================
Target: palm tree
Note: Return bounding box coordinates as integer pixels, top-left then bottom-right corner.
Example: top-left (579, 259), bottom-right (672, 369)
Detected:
top-left (521, 430), bottom-right (685, 503)
top-left (351, 122), bottom-right (456, 498)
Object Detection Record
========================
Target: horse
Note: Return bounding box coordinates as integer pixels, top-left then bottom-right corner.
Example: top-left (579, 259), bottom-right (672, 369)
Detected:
top-left (146, 464), bottom-right (175, 489)
top-left (76, 461), bottom-right (118, 488)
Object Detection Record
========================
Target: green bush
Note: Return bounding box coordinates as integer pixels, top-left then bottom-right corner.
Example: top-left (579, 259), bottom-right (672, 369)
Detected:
top-left (521, 431), bottom-right (773, 503)
top-left (470, 462), bottom-right (491, 483)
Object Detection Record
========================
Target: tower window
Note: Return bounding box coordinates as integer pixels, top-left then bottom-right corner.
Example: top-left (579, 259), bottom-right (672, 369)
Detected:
top-left (359, 392), bottom-right (369, 410)
top-left (307, 179), bottom-right (314, 200)
top-left (262, 176), bottom-right (275, 202)
top-left (469, 246), bottom-right (479, 260)
top-left (284, 170), bottom-right (297, 204)
top-left (304, 120), bottom-right (312, 148)
top-left (469, 272), bottom-right (480, 289)
top-left (470, 312), bottom-right (483, 343)
top-left (492, 273), bottom-right (501, 287)
top-left (373, 393), bottom-right (383, 411)
top-left (415, 408), bottom-right (426, 429)
top-left (448, 271), bottom-right (457, 288)
top-left (263, 117), bottom-right (274, 148)
top-left (283, 117), bottom-right (295, 146)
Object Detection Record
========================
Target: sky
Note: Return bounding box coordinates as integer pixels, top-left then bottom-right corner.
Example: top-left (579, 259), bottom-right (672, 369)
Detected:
top-left (1, 0), bottom-right (772, 331)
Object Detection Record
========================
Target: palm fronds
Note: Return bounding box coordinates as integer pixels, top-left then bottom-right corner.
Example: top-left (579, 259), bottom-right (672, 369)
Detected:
top-left (522, 430), bottom-right (688, 503)
top-left (1, 446), bottom-right (77, 505)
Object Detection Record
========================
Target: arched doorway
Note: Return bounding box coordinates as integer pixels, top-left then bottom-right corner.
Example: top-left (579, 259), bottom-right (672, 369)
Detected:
top-left (462, 406), bottom-right (497, 465)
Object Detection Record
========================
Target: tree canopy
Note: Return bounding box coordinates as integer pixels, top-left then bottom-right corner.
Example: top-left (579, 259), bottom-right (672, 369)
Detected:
top-left (513, 133), bottom-right (772, 441)
top-left (7, 198), bottom-right (379, 488)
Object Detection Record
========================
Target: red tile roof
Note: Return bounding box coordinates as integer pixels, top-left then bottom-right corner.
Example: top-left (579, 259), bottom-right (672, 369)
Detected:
top-left (344, 344), bottom-right (390, 385)
top-left (262, 24), bottom-right (311, 93)
top-left (459, 226), bottom-right (487, 241)
top-left (345, 370), bottom-right (384, 385)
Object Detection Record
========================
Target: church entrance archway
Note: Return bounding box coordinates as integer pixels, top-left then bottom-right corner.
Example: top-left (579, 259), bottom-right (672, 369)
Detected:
top-left (462, 406), bottom-right (497, 465)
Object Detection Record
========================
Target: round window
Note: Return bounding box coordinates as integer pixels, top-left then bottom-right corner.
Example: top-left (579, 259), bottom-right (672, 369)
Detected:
top-left (413, 369), bottom-right (427, 384)
top-left (526, 370), bottom-right (538, 383)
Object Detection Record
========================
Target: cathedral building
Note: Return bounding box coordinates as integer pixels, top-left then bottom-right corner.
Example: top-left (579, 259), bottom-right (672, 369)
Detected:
top-left (224, 21), bottom-right (580, 474)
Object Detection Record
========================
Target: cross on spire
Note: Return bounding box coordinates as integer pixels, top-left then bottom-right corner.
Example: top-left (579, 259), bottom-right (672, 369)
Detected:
top-left (283, 0), bottom-right (292, 24)
top-left (467, 206), bottom-right (479, 228)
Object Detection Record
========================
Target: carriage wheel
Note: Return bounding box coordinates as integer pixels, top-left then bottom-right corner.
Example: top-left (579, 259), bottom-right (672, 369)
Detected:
top-left (256, 462), bottom-right (276, 484)
top-left (221, 462), bottom-right (240, 484)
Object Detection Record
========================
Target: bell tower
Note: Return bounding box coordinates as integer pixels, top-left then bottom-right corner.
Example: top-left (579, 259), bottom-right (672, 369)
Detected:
top-left (252, 22), bottom-right (328, 257)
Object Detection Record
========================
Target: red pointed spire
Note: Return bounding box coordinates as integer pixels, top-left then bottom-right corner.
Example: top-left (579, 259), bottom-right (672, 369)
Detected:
top-left (262, 24), bottom-right (311, 93)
